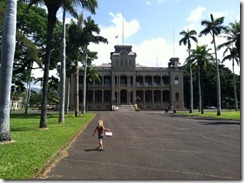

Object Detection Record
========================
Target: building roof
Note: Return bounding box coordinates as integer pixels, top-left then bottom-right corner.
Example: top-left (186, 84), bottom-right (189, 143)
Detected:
top-left (95, 63), bottom-right (148, 68)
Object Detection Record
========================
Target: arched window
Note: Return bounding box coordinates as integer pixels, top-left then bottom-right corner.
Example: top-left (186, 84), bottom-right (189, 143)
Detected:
top-left (175, 92), bottom-right (179, 101)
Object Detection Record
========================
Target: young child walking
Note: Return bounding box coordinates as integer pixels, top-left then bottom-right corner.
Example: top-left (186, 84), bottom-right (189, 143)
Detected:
top-left (92, 120), bottom-right (111, 151)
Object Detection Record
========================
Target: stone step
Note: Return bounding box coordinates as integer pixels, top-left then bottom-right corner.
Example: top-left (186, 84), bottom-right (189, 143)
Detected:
top-left (116, 104), bottom-right (135, 111)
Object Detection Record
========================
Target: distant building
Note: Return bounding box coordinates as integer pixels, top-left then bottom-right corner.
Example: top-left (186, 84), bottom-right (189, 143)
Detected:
top-left (10, 97), bottom-right (23, 110)
top-left (68, 45), bottom-right (184, 111)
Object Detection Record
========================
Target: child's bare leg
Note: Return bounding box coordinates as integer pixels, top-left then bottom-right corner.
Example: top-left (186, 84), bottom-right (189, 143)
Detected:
top-left (99, 139), bottom-right (103, 150)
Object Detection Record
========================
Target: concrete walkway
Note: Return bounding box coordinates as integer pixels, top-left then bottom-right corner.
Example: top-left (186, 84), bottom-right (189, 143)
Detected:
top-left (42, 111), bottom-right (240, 180)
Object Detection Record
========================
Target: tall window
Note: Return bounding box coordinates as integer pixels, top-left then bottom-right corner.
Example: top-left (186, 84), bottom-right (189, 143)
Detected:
top-left (175, 76), bottom-right (179, 84)
top-left (175, 92), bottom-right (179, 101)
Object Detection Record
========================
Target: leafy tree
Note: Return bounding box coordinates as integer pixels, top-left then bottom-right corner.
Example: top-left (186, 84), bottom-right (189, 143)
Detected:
top-left (67, 15), bottom-right (107, 116)
top-left (67, 14), bottom-right (83, 117)
top-left (0, 0), bottom-right (17, 142)
top-left (199, 14), bottom-right (227, 116)
top-left (179, 29), bottom-right (198, 113)
top-left (187, 45), bottom-right (213, 114)
top-left (222, 47), bottom-right (239, 111)
top-left (29, 90), bottom-right (41, 108)
top-left (28, 0), bottom-right (98, 128)
top-left (218, 20), bottom-right (240, 57)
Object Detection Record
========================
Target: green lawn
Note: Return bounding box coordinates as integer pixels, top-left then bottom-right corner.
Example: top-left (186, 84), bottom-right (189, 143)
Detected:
top-left (0, 113), bottom-right (95, 179)
top-left (175, 110), bottom-right (240, 121)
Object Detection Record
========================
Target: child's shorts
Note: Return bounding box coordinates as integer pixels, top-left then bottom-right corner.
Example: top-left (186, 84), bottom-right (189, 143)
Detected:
top-left (98, 135), bottom-right (103, 139)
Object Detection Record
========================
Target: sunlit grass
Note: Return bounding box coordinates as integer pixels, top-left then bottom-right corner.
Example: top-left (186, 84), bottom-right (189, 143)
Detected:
top-left (0, 113), bottom-right (95, 179)
top-left (176, 110), bottom-right (240, 121)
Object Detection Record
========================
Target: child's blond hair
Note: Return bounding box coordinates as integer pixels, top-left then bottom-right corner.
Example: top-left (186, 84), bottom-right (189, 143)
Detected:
top-left (98, 120), bottom-right (103, 127)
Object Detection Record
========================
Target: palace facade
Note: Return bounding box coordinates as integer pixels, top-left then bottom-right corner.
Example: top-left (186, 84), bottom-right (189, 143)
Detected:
top-left (68, 45), bottom-right (184, 111)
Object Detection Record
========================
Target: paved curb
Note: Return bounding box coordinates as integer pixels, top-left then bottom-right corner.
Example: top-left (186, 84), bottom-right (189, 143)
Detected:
top-left (32, 114), bottom-right (96, 179)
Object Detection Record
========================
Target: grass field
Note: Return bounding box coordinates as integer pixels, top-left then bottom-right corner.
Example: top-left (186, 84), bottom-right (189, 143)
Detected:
top-left (0, 113), bottom-right (95, 179)
top-left (175, 110), bottom-right (240, 121)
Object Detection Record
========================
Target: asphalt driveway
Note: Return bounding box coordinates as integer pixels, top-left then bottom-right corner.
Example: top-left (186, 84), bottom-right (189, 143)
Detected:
top-left (42, 111), bottom-right (240, 180)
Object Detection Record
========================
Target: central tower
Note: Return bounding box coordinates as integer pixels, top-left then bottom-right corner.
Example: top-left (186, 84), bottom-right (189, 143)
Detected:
top-left (110, 45), bottom-right (137, 71)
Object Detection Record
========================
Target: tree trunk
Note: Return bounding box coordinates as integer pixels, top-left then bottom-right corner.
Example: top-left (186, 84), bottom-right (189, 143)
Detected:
top-left (58, 8), bottom-right (66, 123)
top-left (188, 49), bottom-right (193, 113)
top-left (197, 66), bottom-right (202, 113)
top-left (0, 0), bottom-right (17, 142)
top-left (40, 11), bottom-right (57, 128)
top-left (232, 59), bottom-right (238, 111)
top-left (25, 61), bottom-right (33, 114)
top-left (25, 79), bottom-right (31, 114)
top-left (213, 35), bottom-right (221, 116)
top-left (82, 53), bottom-right (87, 114)
top-left (74, 65), bottom-right (79, 117)
top-left (65, 77), bottom-right (70, 114)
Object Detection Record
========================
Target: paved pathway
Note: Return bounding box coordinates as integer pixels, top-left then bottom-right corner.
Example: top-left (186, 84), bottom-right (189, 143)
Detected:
top-left (42, 111), bottom-right (240, 180)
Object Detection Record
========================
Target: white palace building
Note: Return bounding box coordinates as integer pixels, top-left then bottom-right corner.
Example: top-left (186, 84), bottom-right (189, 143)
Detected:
top-left (68, 45), bottom-right (184, 111)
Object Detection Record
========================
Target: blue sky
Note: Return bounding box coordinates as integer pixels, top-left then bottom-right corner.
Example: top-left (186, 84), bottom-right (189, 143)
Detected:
top-left (81, 0), bottom-right (239, 71)
top-left (34, 0), bottom-right (240, 80)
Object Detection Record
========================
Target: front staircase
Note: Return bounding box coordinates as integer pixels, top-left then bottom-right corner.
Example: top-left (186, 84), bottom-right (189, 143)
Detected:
top-left (116, 104), bottom-right (135, 112)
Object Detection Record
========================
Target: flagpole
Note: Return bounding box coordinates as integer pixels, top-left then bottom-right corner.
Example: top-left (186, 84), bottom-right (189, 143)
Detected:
top-left (173, 29), bottom-right (175, 57)
top-left (122, 10), bottom-right (124, 45)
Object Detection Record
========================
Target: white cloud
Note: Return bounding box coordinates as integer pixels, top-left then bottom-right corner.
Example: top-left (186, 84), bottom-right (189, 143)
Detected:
top-left (109, 12), bottom-right (140, 39)
top-left (187, 5), bottom-right (206, 23)
top-left (89, 12), bottom-right (140, 65)
top-left (145, 0), bottom-right (152, 5)
top-left (145, 0), bottom-right (166, 5)
top-left (133, 37), bottom-right (187, 67)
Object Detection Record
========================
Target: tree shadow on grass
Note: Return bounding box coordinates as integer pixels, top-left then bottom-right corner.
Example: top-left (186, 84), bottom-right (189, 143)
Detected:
top-left (10, 113), bottom-right (41, 119)
top-left (11, 126), bottom-right (38, 131)
top-left (198, 121), bottom-right (240, 125)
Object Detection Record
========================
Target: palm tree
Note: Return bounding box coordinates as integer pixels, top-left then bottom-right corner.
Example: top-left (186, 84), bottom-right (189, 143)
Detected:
top-left (187, 45), bottom-right (213, 114)
top-left (222, 47), bottom-right (239, 111)
top-left (199, 13), bottom-right (227, 116)
top-left (28, 0), bottom-right (98, 128)
top-left (87, 64), bottom-right (101, 84)
top-left (218, 20), bottom-right (240, 57)
top-left (81, 16), bottom-right (107, 114)
top-left (0, 0), bottom-right (17, 142)
top-left (58, 8), bottom-right (66, 123)
top-left (179, 29), bottom-right (198, 113)
top-left (67, 14), bottom-right (83, 117)
top-left (67, 15), bottom-right (107, 116)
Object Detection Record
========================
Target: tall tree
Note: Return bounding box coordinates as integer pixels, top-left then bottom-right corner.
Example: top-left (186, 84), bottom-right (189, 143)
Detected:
top-left (0, 0), bottom-right (17, 142)
top-left (218, 20), bottom-right (240, 57)
top-left (28, 0), bottom-right (98, 128)
top-left (58, 8), bottom-right (66, 123)
top-left (81, 16), bottom-right (107, 114)
top-left (58, 2), bottom-right (84, 122)
top-left (67, 15), bottom-right (107, 116)
top-left (222, 47), bottom-right (239, 111)
top-left (199, 14), bottom-right (227, 116)
top-left (179, 29), bottom-right (198, 113)
top-left (187, 45), bottom-right (213, 114)
top-left (67, 14), bottom-right (83, 117)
